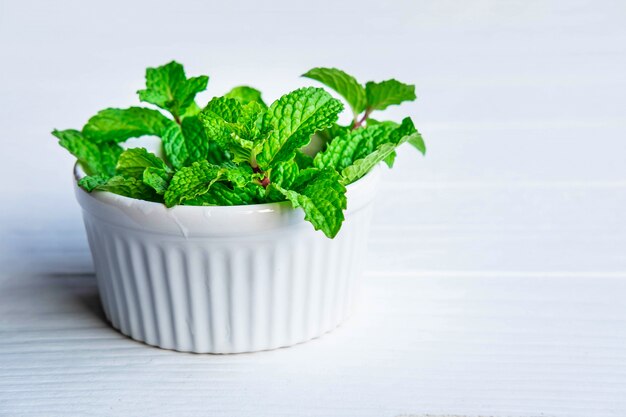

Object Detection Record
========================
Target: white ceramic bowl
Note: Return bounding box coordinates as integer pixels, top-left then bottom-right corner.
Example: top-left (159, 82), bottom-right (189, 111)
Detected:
top-left (74, 165), bottom-right (380, 353)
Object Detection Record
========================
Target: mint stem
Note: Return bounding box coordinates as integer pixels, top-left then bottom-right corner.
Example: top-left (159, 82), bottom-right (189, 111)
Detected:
top-left (351, 108), bottom-right (371, 130)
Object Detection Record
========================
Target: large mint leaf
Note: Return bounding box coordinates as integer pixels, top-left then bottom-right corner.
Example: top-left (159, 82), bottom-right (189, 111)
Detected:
top-left (341, 117), bottom-right (422, 184)
top-left (272, 168), bottom-right (346, 238)
top-left (365, 79), bottom-right (416, 111)
top-left (160, 123), bottom-right (189, 169)
top-left (116, 148), bottom-right (169, 179)
top-left (302, 67), bottom-right (366, 116)
top-left (82, 175), bottom-right (161, 202)
top-left (257, 87), bottom-right (343, 170)
top-left (52, 129), bottom-right (122, 176)
top-left (137, 61), bottom-right (208, 120)
top-left (81, 107), bottom-right (194, 169)
top-left (225, 86), bottom-right (267, 108)
top-left (185, 182), bottom-right (262, 206)
top-left (82, 107), bottom-right (170, 143)
top-left (181, 115), bottom-right (209, 163)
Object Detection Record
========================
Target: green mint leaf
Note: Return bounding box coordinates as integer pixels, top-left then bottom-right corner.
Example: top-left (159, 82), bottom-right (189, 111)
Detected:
top-left (341, 142), bottom-right (396, 184)
top-left (272, 168), bottom-right (347, 238)
top-left (116, 148), bottom-right (169, 179)
top-left (185, 182), bottom-right (262, 206)
top-left (164, 160), bottom-right (223, 207)
top-left (257, 87), bottom-right (343, 170)
top-left (86, 175), bottom-right (161, 202)
top-left (160, 122), bottom-right (189, 169)
top-left (313, 123), bottom-right (394, 171)
top-left (81, 107), bottom-right (194, 169)
top-left (207, 141), bottom-right (231, 165)
top-left (302, 67), bottom-right (367, 117)
top-left (199, 97), bottom-right (264, 164)
top-left (181, 101), bottom-right (202, 119)
top-left (52, 129), bottom-right (122, 176)
top-left (383, 151), bottom-right (397, 168)
top-left (163, 160), bottom-right (253, 207)
top-left (270, 160), bottom-right (299, 188)
top-left (143, 167), bottom-right (171, 195)
top-left (225, 86), bottom-right (267, 108)
top-left (365, 79), bottom-right (416, 111)
top-left (341, 117), bottom-right (420, 183)
top-left (265, 160), bottom-right (299, 202)
top-left (407, 131), bottom-right (426, 155)
top-left (181, 115), bottom-right (209, 163)
top-left (78, 175), bottom-right (110, 191)
top-left (202, 96), bottom-right (243, 124)
top-left (294, 150), bottom-right (314, 169)
top-left (82, 107), bottom-right (170, 143)
top-left (360, 120), bottom-right (408, 165)
top-left (137, 61), bottom-right (208, 119)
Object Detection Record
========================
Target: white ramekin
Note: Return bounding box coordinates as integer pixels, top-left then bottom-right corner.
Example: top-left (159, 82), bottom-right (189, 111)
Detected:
top-left (74, 165), bottom-right (380, 353)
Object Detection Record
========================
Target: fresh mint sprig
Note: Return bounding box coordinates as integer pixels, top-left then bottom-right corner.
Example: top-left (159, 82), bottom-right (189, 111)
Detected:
top-left (53, 61), bottom-right (425, 238)
top-left (302, 67), bottom-right (416, 128)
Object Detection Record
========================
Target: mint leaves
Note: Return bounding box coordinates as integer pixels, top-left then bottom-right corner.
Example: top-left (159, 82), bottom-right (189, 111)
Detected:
top-left (53, 61), bottom-right (425, 238)
top-left (257, 87), bottom-right (343, 170)
top-left (303, 67), bottom-right (416, 128)
top-left (302, 68), bottom-right (367, 118)
top-left (138, 61), bottom-right (208, 122)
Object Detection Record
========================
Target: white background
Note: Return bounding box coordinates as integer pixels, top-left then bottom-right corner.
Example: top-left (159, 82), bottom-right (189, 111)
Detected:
top-left (1, 1), bottom-right (626, 416)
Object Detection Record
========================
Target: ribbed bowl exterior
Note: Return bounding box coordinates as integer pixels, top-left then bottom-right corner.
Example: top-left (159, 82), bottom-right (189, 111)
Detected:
top-left (75, 168), bottom-right (379, 353)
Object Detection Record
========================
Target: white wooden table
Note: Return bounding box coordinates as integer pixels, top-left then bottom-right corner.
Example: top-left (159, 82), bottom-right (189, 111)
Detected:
top-left (1, 0), bottom-right (625, 415)
top-left (2, 182), bottom-right (625, 416)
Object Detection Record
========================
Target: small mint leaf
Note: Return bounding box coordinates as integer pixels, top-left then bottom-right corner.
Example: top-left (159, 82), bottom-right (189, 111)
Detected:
top-left (303, 67), bottom-right (367, 117)
top-left (365, 79), bottom-right (416, 111)
top-left (143, 167), bottom-right (171, 195)
top-left (164, 160), bottom-right (223, 207)
top-left (272, 168), bottom-right (347, 238)
top-left (116, 148), bottom-right (169, 179)
top-left (407, 131), bottom-right (426, 155)
top-left (225, 86), bottom-right (267, 108)
top-left (137, 61), bottom-right (208, 119)
top-left (78, 175), bottom-right (110, 192)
